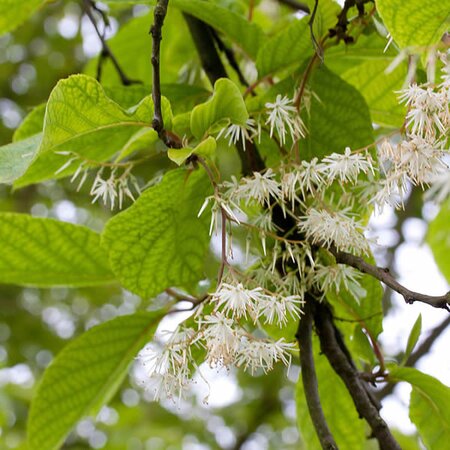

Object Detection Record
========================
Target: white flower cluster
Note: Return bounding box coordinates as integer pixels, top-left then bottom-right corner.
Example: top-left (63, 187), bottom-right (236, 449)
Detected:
top-left (139, 281), bottom-right (300, 400)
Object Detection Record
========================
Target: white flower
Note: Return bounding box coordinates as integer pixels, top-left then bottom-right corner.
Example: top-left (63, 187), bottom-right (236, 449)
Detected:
top-left (312, 264), bottom-right (363, 299)
top-left (90, 169), bottom-right (118, 209)
top-left (321, 147), bottom-right (374, 184)
top-left (211, 282), bottom-right (267, 319)
top-left (217, 119), bottom-right (259, 150)
top-left (257, 294), bottom-right (304, 325)
top-left (235, 338), bottom-right (295, 374)
top-left (298, 158), bottom-right (325, 197)
top-left (200, 312), bottom-right (241, 366)
top-left (298, 208), bottom-right (369, 255)
top-left (424, 167), bottom-right (450, 203)
top-left (265, 95), bottom-right (306, 146)
top-left (236, 169), bottom-right (282, 206)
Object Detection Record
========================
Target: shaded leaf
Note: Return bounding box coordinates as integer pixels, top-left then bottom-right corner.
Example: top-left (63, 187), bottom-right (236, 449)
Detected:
top-left (13, 104), bottom-right (46, 142)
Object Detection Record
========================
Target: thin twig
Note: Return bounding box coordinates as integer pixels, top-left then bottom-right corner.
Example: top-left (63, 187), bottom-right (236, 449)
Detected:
top-left (82, 0), bottom-right (140, 86)
top-left (333, 250), bottom-right (450, 311)
top-left (308, 0), bottom-right (323, 61)
top-left (314, 302), bottom-right (402, 450)
top-left (377, 316), bottom-right (450, 399)
top-left (296, 301), bottom-right (338, 449)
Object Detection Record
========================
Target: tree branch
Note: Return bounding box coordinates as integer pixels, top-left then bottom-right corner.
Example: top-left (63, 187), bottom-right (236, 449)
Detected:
top-left (183, 14), bottom-right (264, 175)
top-left (277, 0), bottom-right (311, 14)
top-left (314, 302), bottom-right (401, 450)
top-left (296, 300), bottom-right (338, 450)
top-left (82, 0), bottom-right (140, 86)
top-left (332, 250), bottom-right (450, 311)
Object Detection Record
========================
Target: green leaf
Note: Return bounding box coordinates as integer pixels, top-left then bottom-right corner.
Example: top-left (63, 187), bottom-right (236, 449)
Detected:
top-left (102, 168), bottom-right (213, 298)
top-left (0, 0), bottom-right (45, 35)
top-left (376, 0), bottom-right (450, 48)
top-left (190, 78), bottom-right (248, 139)
top-left (301, 65), bottom-right (373, 160)
top-left (0, 213), bottom-right (114, 287)
top-left (296, 339), bottom-right (367, 449)
top-left (327, 273), bottom-right (383, 339)
top-left (306, 0), bottom-right (341, 40)
top-left (172, 0), bottom-right (266, 59)
top-left (168, 137), bottom-right (217, 166)
top-left (389, 366), bottom-right (450, 449)
top-left (340, 59), bottom-right (407, 128)
top-left (427, 198), bottom-right (450, 283)
top-left (256, 17), bottom-right (311, 77)
top-left (13, 103), bottom-right (46, 142)
top-left (0, 134), bottom-right (41, 184)
top-left (403, 314), bottom-right (422, 364)
top-left (27, 312), bottom-right (164, 450)
top-left (15, 74), bottom-right (172, 188)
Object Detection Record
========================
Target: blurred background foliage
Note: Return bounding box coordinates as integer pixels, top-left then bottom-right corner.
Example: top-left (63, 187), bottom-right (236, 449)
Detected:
top-left (0, 1), bottom-right (448, 449)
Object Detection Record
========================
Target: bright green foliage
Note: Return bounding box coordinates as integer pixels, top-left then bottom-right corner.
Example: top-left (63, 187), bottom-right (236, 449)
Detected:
top-left (389, 366), bottom-right (450, 449)
top-left (296, 340), bottom-right (367, 449)
top-left (0, 213), bottom-right (113, 286)
top-left (306, 0), bottom-right (341, 40)
top-left (427, 198), bottom-right (450, 282)
top-left (27, 312), bottom-right (165, 450)
top-left (403, 314), bottom-right (422, 364)
top-left (376, 0), bottom-right (450, 48)
top-left (12, 104), bottom-right (46, 142)
top-left (15, 75), bottom-right (172, 187)
top-left (0, 134), bottom-right (41, 184)
top-left (340, 59), bottom-right (407, 128)
top-left (102, 168), bottom-right (212, 298)
top-left (190, 78), bottom-right (248, 139)
top-left (0, 0), bottom-right (45, 35)
top-left (168, 136), bottom-right (217, 166)
top-left (256, 18), bottom-right (311, 77)
top-left (171, 0), bottom-right (266, 59)
top-left (301, 65), bottom-right (373, 159)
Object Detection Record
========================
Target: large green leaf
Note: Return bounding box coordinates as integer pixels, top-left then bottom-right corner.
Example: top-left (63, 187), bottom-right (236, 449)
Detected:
top-left (296, 339), bottom-right (367, 449)
top-left (389, 366), bottom-right (450, 449)
top-left (0, 213), bottom-right (114, 287)
top-left (190, 78), bottom-right (248, 139)
top-left (0, 134), bottom-right (41, 184)
top-left (0, 0), bottom-right (45, 35)
top-left (14, 74), bottom-right (171, 188)
top-left (256, 17), bottom-right (311, 78)
top-left (102, 168), bottom-right (212, 298)
top-left (300, 65), bottom-right (373, 159)
top-left (427, 198), bottom-right (450, 283)
top-left (13, 103), bottom-right (46, 142)
top-left (376, 0), bottom-right (450, 48)
top-left (27, 312), bottom-right (164, 450)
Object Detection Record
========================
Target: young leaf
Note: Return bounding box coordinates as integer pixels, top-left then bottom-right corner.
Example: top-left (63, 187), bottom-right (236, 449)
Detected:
top-left (402, 314), bottom-right (422, 364)
top-left (376, 0), bottom-right (450, 48)
top-left (14, 74), bottom-right (172, 188)
top-left (190, 78), bottom-right (248, 139)
top-left (427, 198), bottom-right (450, 283)
top-left (102, 168), bottom-right (213, 298)
top-left (388, 366), bottom-right (450, 449)
top-left (0, 213), bottom-right (114, 287)
top-left (27, 311), bottom-right (165, 450)
top-left (0, 134), bottom-right (41, 184)
top-left (0, 0), bottom-right (45, 35)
